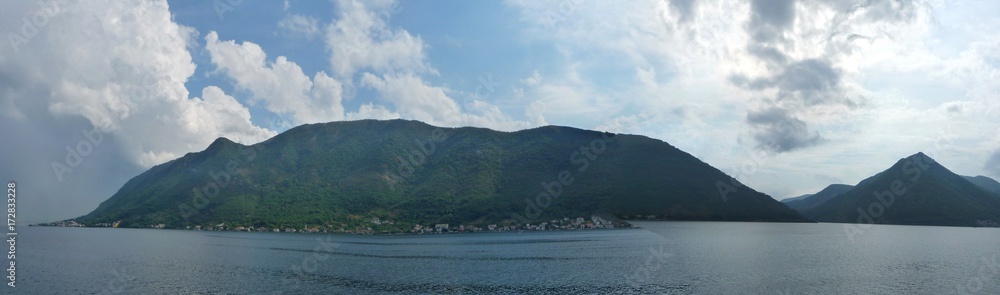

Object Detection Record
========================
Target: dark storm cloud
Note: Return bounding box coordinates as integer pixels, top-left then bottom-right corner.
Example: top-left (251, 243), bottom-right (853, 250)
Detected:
top-left (668, 0), bottom-right (697, 22)
top-left (746, 107), bottom-right (822, 152)
top-left (748, 0), bottom-right (796, 42)
top-left (735, 59), bottom-right (842, 102)
top-left (747, 44), bottom-right (788, 65)
top-left (733, 58), bottom-right (845, 153)
top-left (737, 0), bottom-right (836, 153)
top-left (732, 0), bottom-right (908, 153)
top-left (772, 59), bottom-right (844, 106)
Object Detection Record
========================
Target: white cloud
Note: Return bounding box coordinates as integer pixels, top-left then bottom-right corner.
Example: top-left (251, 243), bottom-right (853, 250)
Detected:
top-left (346, 103), bottom-right (401, 121)
top-left (525, 101), bottom-right (547, 126)
top-left (0, 0), bottom-right (276, 222)
top-left (324, 0), bottom-right (431, 78)
top-left (205, 31), bottom-right (345, 125)
top-left (521, 70), bottom-right (543, 86)
top-left (505, 0), bottom-right (1000, 196)
top-left (318, 0), bottom-right (541, 131)
top-left (359, 72), bottom-right (535, 131)
top-left (2, 1), bottom-right (276, 167)
top-left (278, 14), bottom-right (320, 39)
top-left (359, 72), bottom-right (458, 123)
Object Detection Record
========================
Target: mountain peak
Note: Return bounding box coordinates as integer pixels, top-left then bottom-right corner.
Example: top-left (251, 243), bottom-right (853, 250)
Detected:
top-left (798, 152), bottom-right (1000, 227)
top-left (895, 152), bottom-right (943, 171)
top-left (906, 152), bottom-right (934, 160)
top-left (904, 152), bottom-right (932, 162)
top-left (205, 137), bottom-right (237, 151)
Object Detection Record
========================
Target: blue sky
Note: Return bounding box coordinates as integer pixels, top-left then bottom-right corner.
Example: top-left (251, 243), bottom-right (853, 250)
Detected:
top-left (2, 0), bottom-right (999, 223)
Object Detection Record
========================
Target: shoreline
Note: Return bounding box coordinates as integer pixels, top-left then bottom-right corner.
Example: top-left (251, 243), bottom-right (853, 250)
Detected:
top-left (28, 223), bottom-right (644, 236)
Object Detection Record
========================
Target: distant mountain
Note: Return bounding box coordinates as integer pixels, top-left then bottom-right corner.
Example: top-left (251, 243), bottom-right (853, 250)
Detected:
top-left (799, 153), bottom-right (1000, 227)
top-left (75, 119), bottom-right (808, 230)
top-left (963, 175), bottom-right (1000, 195)
top-left (782, 194), bottom-right (813, 203)
top-left (782, 184), bottom-right (854, 216)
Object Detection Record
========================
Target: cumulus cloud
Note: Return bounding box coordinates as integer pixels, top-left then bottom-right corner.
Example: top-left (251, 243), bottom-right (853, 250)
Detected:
top-left (0, 0), bottom-right (275, 222)
top-left (278, 14), bottom-right (321, 39)
top-left (320, 0), bottom-right (538, 131)
top-left (9, 2), bottom-right (275, 164)
top-left (324, 0), bottom-right (431, 78)
top-left (359, 72), bottom-right (461, 123)
top-left (724, 0), bottom-right (930, 153)
top-left (346, 103), bottom-right (401, 121)
top-left (206, 31), bottom-right (346, 125)
top-left (359, 72), bottom-right (534, 131)
top-left (746, 107), bottom-right (822, 152)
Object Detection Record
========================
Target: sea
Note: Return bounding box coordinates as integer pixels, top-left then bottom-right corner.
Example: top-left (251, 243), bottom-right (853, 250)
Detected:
top-left (10, 221), bottom-right (1000, 294)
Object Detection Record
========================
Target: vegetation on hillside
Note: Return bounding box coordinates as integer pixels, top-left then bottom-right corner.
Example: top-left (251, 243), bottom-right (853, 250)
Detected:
top-left (76, 119), bottom-right (810, 231)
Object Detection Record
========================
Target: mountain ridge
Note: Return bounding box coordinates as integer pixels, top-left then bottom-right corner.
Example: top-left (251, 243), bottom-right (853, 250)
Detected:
top-left (75, 119), bottom-right (810, 231)
top-left (796, 152), bottom-right (1000, 227)
top-left (782, 184), bottom-right (854, 218)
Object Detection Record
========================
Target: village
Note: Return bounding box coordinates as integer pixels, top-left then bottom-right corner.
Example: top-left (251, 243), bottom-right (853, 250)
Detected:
top-left (167, 215), bottom-right (636, 235)
top-left (33, 214), bottom-right (675, 235)
top-left (32, 214), bottom-right (637, 235)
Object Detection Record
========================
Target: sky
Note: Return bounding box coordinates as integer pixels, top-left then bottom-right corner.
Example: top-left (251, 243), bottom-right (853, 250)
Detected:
top-left (1, 0), bottom-right (999, 224)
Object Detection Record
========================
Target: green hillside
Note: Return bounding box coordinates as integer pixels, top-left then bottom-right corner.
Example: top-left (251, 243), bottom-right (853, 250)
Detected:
top-left (782, 184), bottom-right (853, 215)
top-left (801, 153), bottom-right (1000, 227)
top-left (76, 119), bottom-right (809, 230)
top-left (963, 175), bottom-right (1000, 195)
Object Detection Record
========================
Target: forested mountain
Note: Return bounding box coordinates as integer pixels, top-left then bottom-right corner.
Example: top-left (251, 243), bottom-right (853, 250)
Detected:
top-left (76, 119), bottom-right (809, 230)
top-left (797, 153), bottom-right (1000, 227)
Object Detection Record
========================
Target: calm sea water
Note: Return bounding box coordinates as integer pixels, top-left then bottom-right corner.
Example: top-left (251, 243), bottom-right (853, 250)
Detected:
top-left (11, 222), bottom-right (1000, 294)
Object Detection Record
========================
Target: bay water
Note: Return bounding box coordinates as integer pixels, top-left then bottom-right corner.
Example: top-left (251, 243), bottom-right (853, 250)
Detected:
top-left (11, 221), bottom-right (999, 294)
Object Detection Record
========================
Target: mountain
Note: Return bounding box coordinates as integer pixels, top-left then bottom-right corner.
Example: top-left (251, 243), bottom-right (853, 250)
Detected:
top-left (963, 175), bottom-right (1000, 195)
top-left (781, 194), bottom-right (813, 203)
top-left (75, 119), bottom-right (809, 230)
top-left (799, 153), bottom-right (1000, 227)
top-left (782, 184), bottom-right (854, 215)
